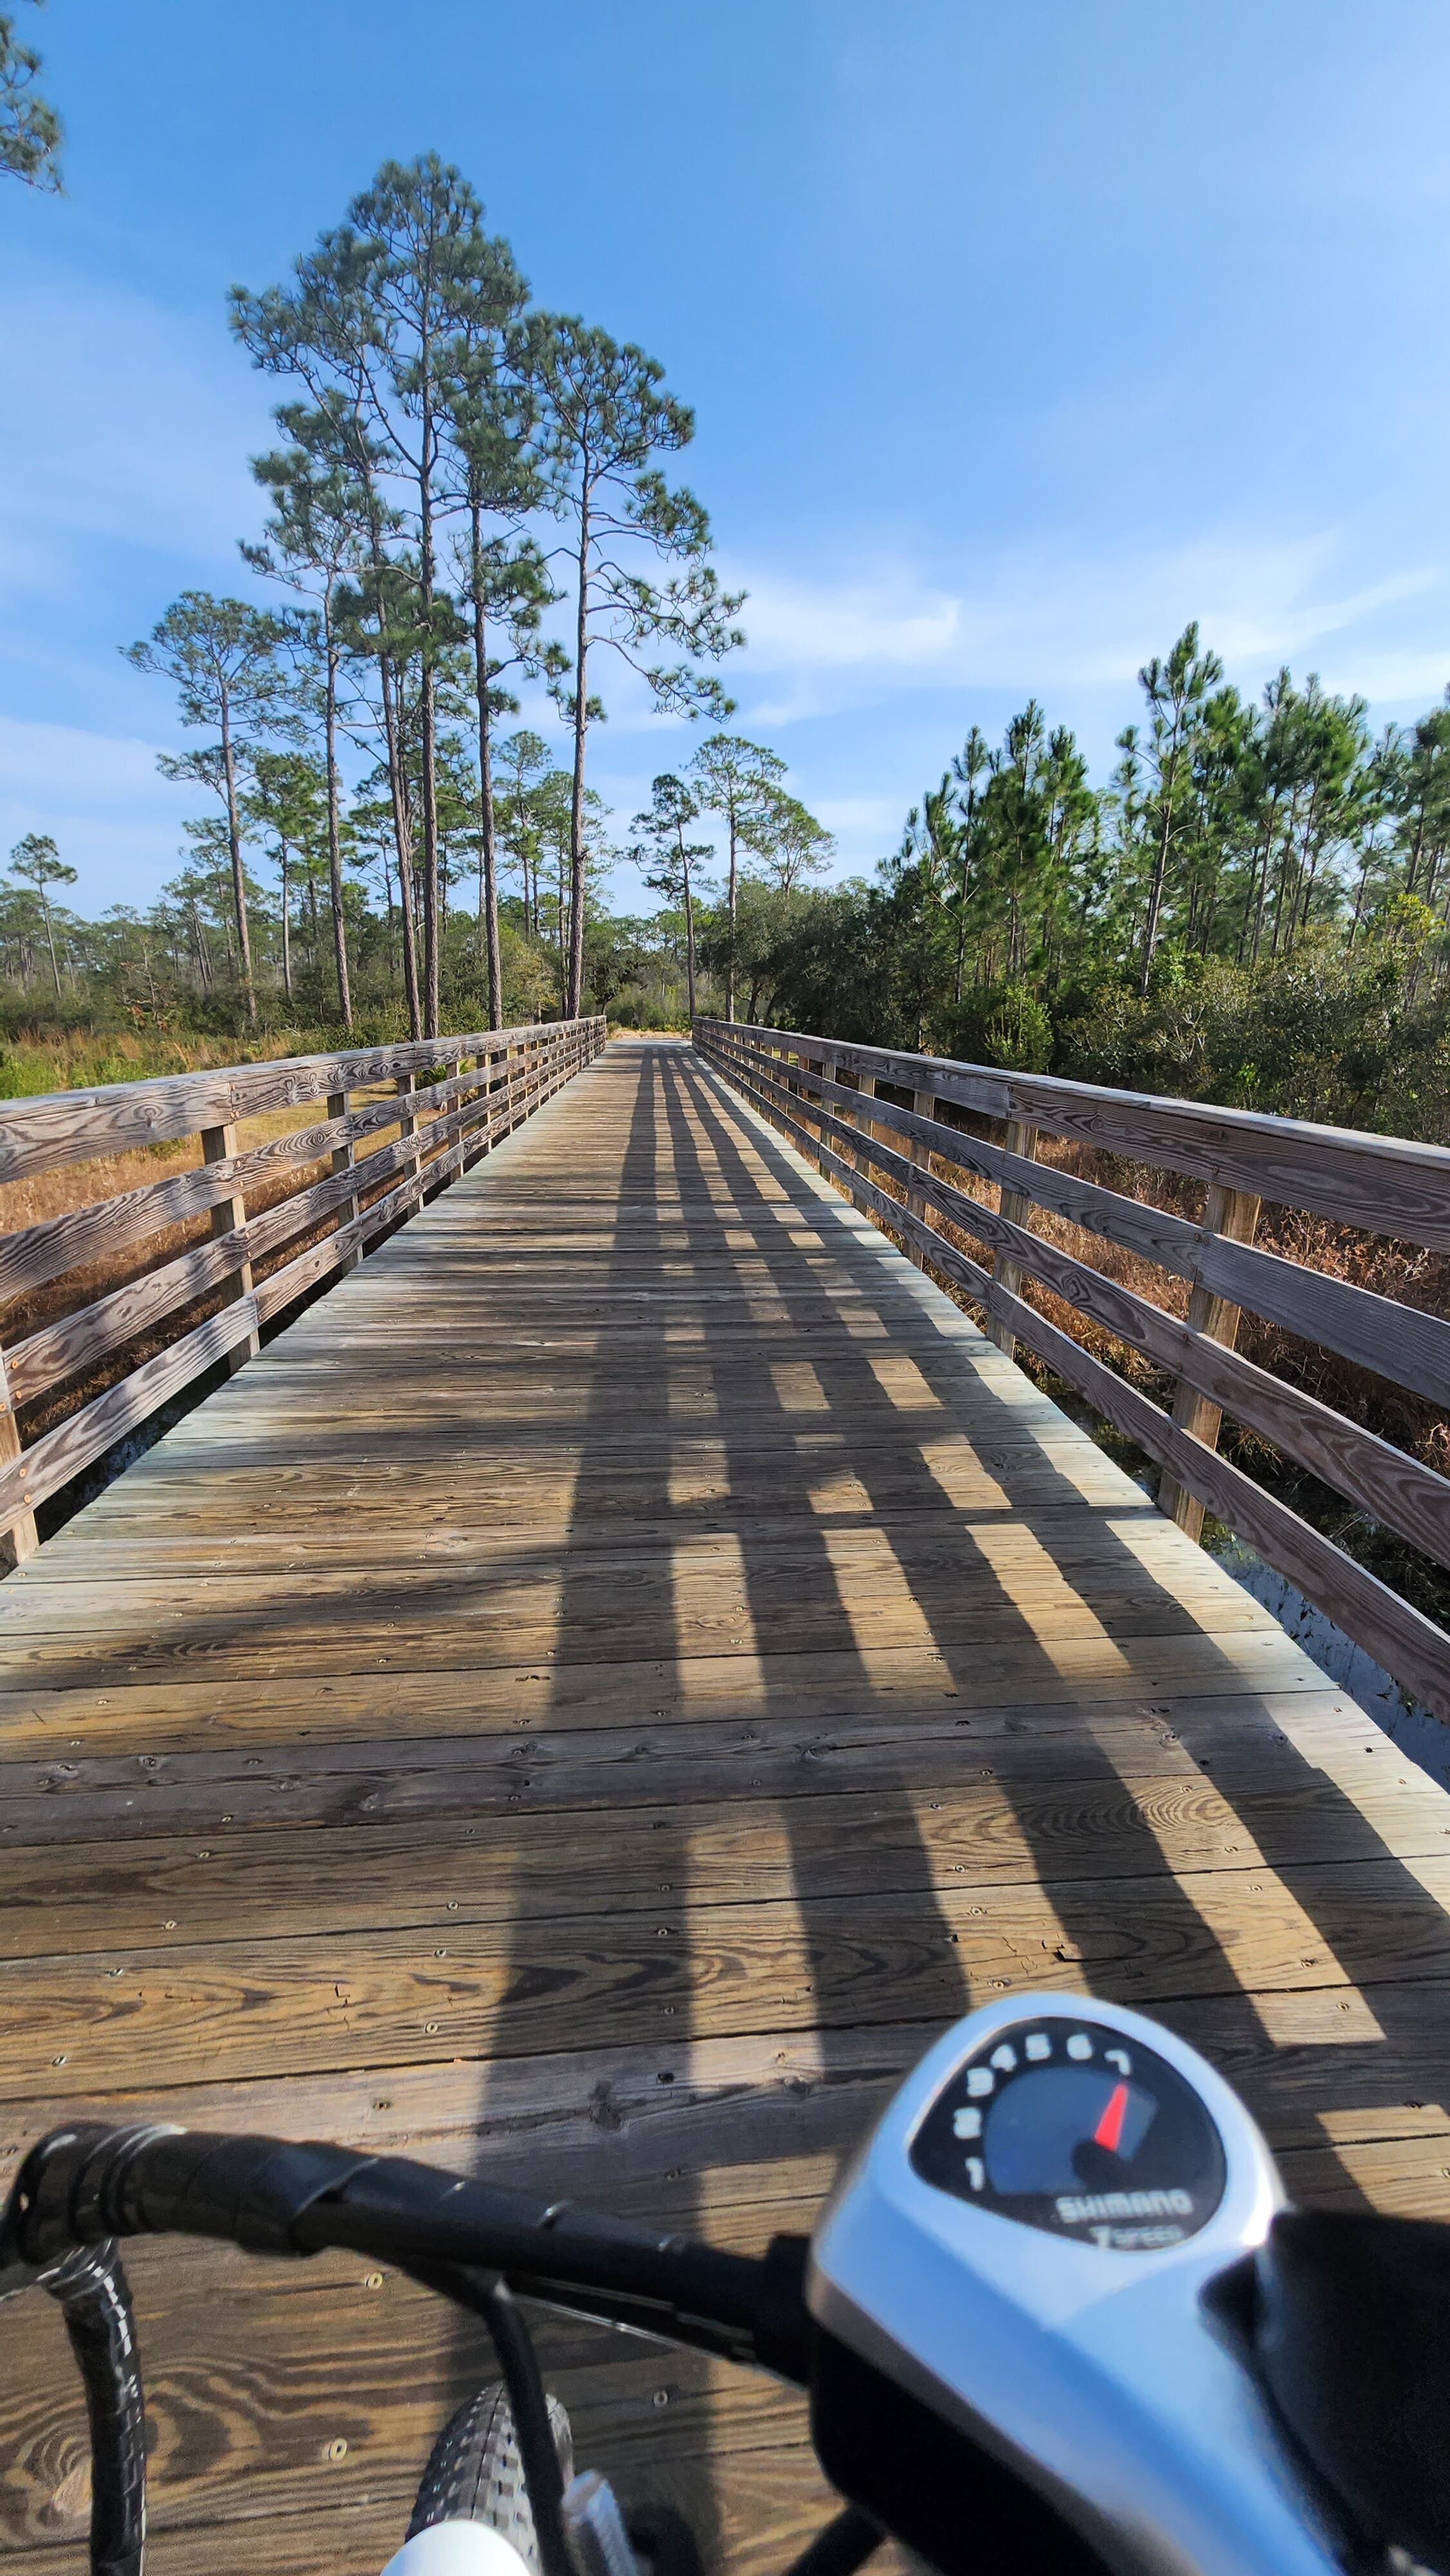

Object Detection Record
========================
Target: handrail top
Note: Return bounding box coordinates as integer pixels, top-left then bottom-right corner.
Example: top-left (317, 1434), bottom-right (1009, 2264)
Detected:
top-left (699, 1018), bottom-right (1450, 1245)
top-left (0, 1016), bottom-right (604, 1186)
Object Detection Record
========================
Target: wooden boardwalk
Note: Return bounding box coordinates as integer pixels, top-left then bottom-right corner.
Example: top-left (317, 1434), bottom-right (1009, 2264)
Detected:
top-left (3, 1034), bottom-right (1450, 2573)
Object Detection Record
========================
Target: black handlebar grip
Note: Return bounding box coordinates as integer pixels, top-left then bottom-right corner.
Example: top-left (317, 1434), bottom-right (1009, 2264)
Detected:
top-left (6, 2124), bottom-right (810, 2382)
top-left (9, 2124), bottom-right (378, 2266)
top-left (42, 2242), bottom-right (146, 2576)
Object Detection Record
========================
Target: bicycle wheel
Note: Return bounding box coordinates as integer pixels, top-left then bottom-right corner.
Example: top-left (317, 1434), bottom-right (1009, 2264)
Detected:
top-left (407, 2380), bottom-right (574, 2570)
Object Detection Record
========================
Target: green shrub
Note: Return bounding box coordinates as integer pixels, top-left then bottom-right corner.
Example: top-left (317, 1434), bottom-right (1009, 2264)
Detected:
top-left (936, 981), bottom-right (1053, 1073)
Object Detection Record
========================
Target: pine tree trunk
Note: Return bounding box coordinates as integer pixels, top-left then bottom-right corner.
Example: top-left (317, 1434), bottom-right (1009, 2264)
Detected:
top-left (1138, 805), bottom-right (1173, 996)
top-left (325, 626), bottom-right (352, 1028)
top-left (40, 892), bottom-right (60, 999)
top-left (281, 849), bottom-right (292, 998)
top-left (567, 503), bottom-right (590, 1019)
top-left (381, 849), bottom-right (395, 987)
top-left (471, 520), bottom-right (503, 1030)
top-left (381, 656), bottom-right (421, 1040)
top-left (683, 852), bottom-right (697, 1020)
top-left (220, 701), bottom-right (256, 1024)
top-left (417, 408), bottom-right (441, 1039)
top-left (726, 815), bottom-right (738, 1022)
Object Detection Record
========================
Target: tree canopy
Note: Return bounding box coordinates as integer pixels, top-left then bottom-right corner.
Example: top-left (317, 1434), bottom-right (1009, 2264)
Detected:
top-left (0, 2), bottom-right (60, 189)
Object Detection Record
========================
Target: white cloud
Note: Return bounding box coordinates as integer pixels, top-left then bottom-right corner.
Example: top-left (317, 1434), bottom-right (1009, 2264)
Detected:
top-left (813, 792), bottom-right (899, 863)
top-left (739, 568), bottom-right (961, 672)
top-left (0, 261), bottom-right (270, 597)
top-left (0, 714), bottom-right (191, 907)
top-left (727, 531), bottom-right (1441, 723)
top-left (1310, 647), bottom-right (1450, 708)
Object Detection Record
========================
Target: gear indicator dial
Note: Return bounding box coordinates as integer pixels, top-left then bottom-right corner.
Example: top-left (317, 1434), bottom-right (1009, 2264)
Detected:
top-left (910, 2015), bottom-right (1226, 2251)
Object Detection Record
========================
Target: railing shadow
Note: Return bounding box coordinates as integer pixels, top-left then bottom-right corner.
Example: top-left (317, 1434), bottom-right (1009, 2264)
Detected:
top-left (683, 1039), bottom-right (1450, 2199)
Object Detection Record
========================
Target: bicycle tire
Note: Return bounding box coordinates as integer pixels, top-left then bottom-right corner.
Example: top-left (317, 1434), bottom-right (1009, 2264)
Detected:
top-left (408, 2381), bottom-right (574, 2568)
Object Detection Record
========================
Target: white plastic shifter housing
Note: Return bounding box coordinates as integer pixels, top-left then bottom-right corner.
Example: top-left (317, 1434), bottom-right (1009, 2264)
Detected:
top-left (807, 1994), bottom-right (1346, 2576)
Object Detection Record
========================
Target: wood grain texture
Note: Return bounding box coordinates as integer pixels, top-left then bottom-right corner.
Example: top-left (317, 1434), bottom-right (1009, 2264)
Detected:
top-left (700, 1018), bottom-right (1450, 1247)
top-left (709, 1025), bottom-right (1450, 1405)
top-left (0, 1021), bottom-right (601, 1542)
top-left (0, 1016), bottom-right (599, 1182)
top-left (4, 1036), bottom-right (1450, 2576)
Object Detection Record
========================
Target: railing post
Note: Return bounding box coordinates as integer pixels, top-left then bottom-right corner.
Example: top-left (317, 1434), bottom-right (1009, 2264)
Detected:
top-left (1159, 1182), bottom-right (1263, 1541)
top-left (854, 1072), bottom-right (878, 1181)
top-left (0, 1343), bottom-right (38, 1566)
top-left (907, 1086), bottom-right (937, 1264)
top-left (200, 1122), bottom-right (259, 1372)
top-left (328, 1087), bottom-right (361, 1276)
top-left (987, 1119), bottom-right (1039, 1359)
top-left (815, 1047), bottom-right (837, 1160)
top-left (395, 1071), bottom-right (420, 1211)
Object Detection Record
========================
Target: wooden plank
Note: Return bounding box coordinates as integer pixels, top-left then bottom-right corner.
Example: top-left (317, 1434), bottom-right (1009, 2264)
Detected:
top-left (200, 1117), bottom-right (258, 1375)
top-left (0, 1338), bottom-right (37, 1564)
top-left (1161, 1182), bottom-right (1263, 1538)
top-left (0, 1679), bottom-right (1361, 1841)
top-left (0, 2442), bottom-right (842, 2576)
top-left (1, 1497), bottom-right (1224, 1584)
top-left (10, 1753), bottom-right (1450, 1956)
top-left (7, 1998), bottom-right (1449, 2217)
top-left (987, 1115), bottom-right (1038, 1359)
top-left (10, 1847), bottom-right (1450, 2099)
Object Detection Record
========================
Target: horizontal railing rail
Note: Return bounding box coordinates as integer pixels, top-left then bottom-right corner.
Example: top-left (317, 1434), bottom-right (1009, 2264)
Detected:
top-left (0, 1015), bottom-right (605, 1562)
top-left (695, 1016), bottom-right (1450, 1728)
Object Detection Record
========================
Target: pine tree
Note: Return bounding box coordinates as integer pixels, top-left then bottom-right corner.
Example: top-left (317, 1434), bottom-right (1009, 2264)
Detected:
top-left (6, 831), bottom-right (74, 994)
top-left (522, 315), bottom-right (744, 1015)
top-left (688, 735), bottom-right (786, 1021)
top-left (123, 595), bottom-right (295, 1024)
top-left (630, 775), bottom-right (714, 1020)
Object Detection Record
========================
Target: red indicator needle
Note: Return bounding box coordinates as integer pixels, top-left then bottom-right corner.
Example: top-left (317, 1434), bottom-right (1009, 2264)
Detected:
top-left (1094, 2082), bottom-right (1131, 2153)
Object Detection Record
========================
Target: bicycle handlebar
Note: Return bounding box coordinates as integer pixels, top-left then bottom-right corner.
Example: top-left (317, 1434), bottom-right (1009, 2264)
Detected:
top-left (5, 2121), bottom-right (813, 2378)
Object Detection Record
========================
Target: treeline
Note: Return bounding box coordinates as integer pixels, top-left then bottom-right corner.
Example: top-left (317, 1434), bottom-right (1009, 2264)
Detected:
top-left (0, 721), bottom-right (834, 1047)
top-left (728, 626), bottom-right (1450, 1139)
top-left (1, 729), bottom-right (620, 1039)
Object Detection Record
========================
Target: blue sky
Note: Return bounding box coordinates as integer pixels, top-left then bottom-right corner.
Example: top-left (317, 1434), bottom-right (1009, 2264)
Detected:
top-left (4, 0), bottom-right (1450, 916)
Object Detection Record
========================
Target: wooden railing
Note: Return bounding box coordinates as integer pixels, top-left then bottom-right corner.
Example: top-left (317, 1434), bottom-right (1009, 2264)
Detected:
top-left (695, 1016), bottom-right (1450, 1727)
top-left (0, 1015), bottom-right (605, 1564)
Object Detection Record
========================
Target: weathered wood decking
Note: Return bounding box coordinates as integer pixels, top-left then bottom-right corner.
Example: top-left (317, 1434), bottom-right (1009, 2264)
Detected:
top-left (3, 1034), bottom-right (1450, 2572)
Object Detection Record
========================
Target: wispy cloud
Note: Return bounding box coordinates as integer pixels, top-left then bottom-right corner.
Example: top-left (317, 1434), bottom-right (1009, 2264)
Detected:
top-left (728, 533), bottom-right (1440, 723)
top-left (0, 714), bottom-right (192, 904)
top-left (813, 792), bottom-right (900, 864)
top-left (741, 568), bottom-right (962, 672)
top-left (0, 260), bottom-right (270, 600)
